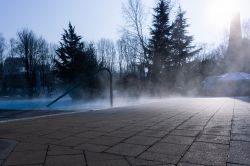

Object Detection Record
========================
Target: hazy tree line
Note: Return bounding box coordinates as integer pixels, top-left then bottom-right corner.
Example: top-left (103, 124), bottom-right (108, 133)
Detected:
top-left (0, 30), bottom-right (55, 97)
top-left (0, 0), bottom-right (250, 99)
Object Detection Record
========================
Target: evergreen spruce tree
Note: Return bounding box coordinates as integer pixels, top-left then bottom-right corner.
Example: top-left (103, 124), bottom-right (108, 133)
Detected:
top-left (170, 7), bottom-right (200, 90)
top-left (54, 22), bottom-right (100, 100)
top-left (148, 0), bottom-right (173, 85)
top-left (170, 7), bottom-right (199, 68)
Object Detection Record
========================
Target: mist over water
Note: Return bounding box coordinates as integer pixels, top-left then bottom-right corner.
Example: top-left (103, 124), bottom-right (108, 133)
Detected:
top-left (0, 95), bottom-right (171, 111)
top-left (0, 1), bottom-right (249, 114)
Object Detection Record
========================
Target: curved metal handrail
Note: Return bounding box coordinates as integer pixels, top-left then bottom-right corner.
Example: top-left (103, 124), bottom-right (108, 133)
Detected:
top-left (47, 68), bottom-right (113, 108)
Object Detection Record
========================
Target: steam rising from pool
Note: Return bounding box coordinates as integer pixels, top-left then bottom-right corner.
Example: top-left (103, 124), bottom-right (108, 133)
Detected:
top-left (0, 96), bottom-right (167, 111)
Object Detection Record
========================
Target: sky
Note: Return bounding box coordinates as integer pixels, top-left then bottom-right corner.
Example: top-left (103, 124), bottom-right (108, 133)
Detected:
top-left (1, 0), bottom-right (250, 45)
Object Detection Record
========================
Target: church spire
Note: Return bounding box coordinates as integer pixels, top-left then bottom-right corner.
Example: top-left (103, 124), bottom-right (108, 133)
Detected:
top-left (226, 12), bottom-right (243, 72)
top-left (228, 12), bottom-right (242, 51)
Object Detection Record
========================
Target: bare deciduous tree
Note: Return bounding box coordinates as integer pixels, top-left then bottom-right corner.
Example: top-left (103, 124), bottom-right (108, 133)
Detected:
top-left (117, 39), bottom-right (126, 77)
top-left (15, 29), bottom-right (49, 97)
top-left (0, 34), bottom-right (6, 86)
top-left (120, 0), bottom-right (149, 77)
top-left (243, 19), bottom-right (250, 39)
top-left (48, 43), bottom-right (57, 68)
top-left (96, 38), bottom-right (116, 72)
top-left (0, 34), bottom-right (6, 65)
top-left (122, 0), bottom-right (147, 54)
top-left (9, 38), bottom-right (17, 58)
top-left (117, 33), bottom-right (141, 75)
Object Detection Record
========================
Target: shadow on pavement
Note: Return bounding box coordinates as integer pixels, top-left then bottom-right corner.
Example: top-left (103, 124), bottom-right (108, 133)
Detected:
top-left (234, 96), bottom-right (250, 104)
top-left (0, 109), bottom-right (73, 122)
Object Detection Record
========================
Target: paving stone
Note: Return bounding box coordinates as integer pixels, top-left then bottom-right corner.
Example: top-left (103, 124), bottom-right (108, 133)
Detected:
top-left (93, 126), bottom-right (122, 132)
top-left (170, 130), bottom-right (200, 137)
top-left (126, 157), bottom-right (162, 166)
top-left (76, 131), bottom-right (105, 139)
top-left (45, 154), bottom-right (86, 166)
top-left (43, 131), bottom-right (74, 140)
top-left (177, 125), bottom-right (204, 131)
top-left (74, 144), bottom-right (109, 152)
top-left (88, 159), bottom-right (129, 166)
top-left (178, 163), bottom-right (203, 166)
top-left (4, 150), bottom-right (46, 165)
top-left (22, 136), bottom-right (56, 145)
top-left (189, 142), bottom-right (229, 154)
top-left (183, 122), bottom-right (206, 126)
top-left (138, 130), bottom-right (169, 138)
top-left (59, 127), bottom-right (88, 134)
top-left (139, 151), bottom-right (180, 164)
top-left (106, 143), bottom-right (148, 157)
top-left (0, 139), bottom-right (17, 160)
top-left (122, 126), bottom-right (147, 131)
top-left (105, 130), bottom-right (137, 138)
top-left (0, 98), bottom-right (241, 166)
top-left (148, 142), bottom-right (189, 156)
top-left (181, 150), bottom-right (228, 166)
top-left (85, 152), bottom-right (122, 161)
top-left (55, 136), bottom-right (90, 146)
top-left (202, 129), bottom-right (230, 136)
top-left (227, 164), bottom-right (246, 166)
top-left (74, 143), bottom-right (109, 152)
top-left (32, 129), bottom-right (55, 136)
top-left (197, 134), bottom-right (230, 144)
top-left (209, 124), bottom-right (231, 130)
top-left (231, 128), bottom-right (250, 135)
top-left (148, 125), bottom-right (174, 131)
top-left (231, 133), bottom-right (250, 142)
top-left (228, 141), bottom-right (250, 165)
top-left (161, 135), bottom-right (195, 145)
top-left (88, 136), bottom-right (123, 146)
top-left (48, 145), bottom-right (82, 155)
top-left (13, 164), bottom-right (43, 166)
top-left (0, 133), bottom-right (28, 141)
top-left (124, 136), bottom-right (159, 146)
top-left (14, 142), bottom-right (47, 152)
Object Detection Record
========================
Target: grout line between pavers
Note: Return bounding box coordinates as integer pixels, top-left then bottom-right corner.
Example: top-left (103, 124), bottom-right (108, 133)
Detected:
top-left (42, 144), bottom-right (50, 166)
top-left (0, 111), bottom-right (81, 123)
top-left (106, 111), bottom-right (184, 148)
top-left (100, 111), bottom-right (185, 155)
top-left (86, 104), bottom-right (188, 150)
top-left (1, 101), bottom-right (216, 165)
top-left (99, 104), bottom-right (191, 158)
top-left (107, 104), bottom-right (186, 134)
top-left (195, 140), bottom-right (229, 145)
top-left (226, 98), bottom-right (236, 166)
top-left (227, 161), bottom-right (250, 166)
top-left (134, 103), bottom-right (210, 159)
top-left (135, 113), bottom-right (200, 159)
top-left (1, 140), bottom-right (20, 166)
top-left (176, 101), bottom-right (227, 165)
top-left (123, 155), bottom-right (132, 166)
top-left (83, 150), bottom-right (88, 166)
top-left (59, 105), bottom-right (188, 164)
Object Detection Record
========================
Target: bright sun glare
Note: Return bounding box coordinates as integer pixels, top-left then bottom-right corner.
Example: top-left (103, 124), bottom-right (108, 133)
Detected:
top-left (208, 0), bottom-right (241, 28)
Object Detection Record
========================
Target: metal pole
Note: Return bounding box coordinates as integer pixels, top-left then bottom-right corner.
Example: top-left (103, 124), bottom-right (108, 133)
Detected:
top-left (47, 68), bottom-right (113, 108)
top-left (107, 69), bottom-right (113, 107)
top-left (46, 83), bottom-right (80, 107)
top-left (110, 74), bottom-right (113, 107)
top-left (97, 68), bottom-right (113, 107)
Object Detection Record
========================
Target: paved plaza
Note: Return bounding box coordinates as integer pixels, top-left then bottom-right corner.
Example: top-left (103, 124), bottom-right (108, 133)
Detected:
top-left (0, 97), bottom-right (250, 166)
